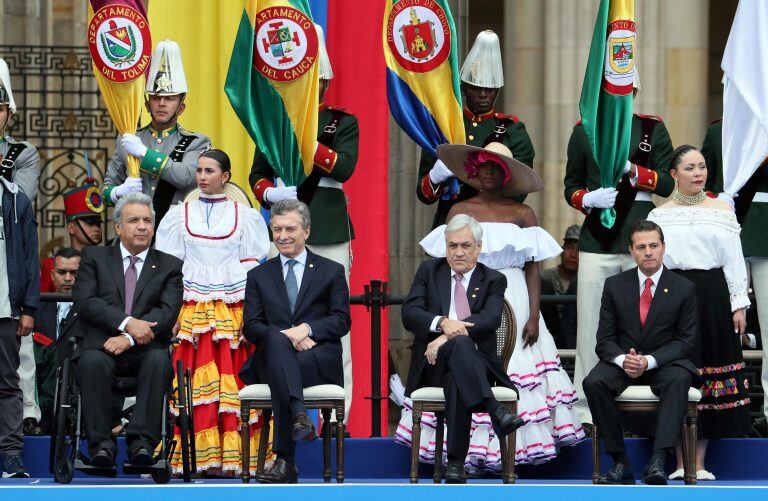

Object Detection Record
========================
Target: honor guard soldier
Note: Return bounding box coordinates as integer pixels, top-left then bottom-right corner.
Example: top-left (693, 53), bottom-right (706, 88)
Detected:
top-left (0, 58), bottom-right (40, 201)
top-left (249, 25), bottom-right (359, 421)
top-left (701, 118), bottom-right (768, 426)
top-left (564, 74), bottom-right (675, 423)
top-left (416, 30), bottom-right (535, 229)
top-left (102, 39), bottom-right (211, 227)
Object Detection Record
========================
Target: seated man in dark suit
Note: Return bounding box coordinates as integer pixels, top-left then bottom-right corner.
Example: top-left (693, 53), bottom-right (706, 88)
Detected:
top-left (583, 220), bottom-right (698, 485)
top-left (72, 193), bottom-right (183, 468)
top-left (402, 214), bottom-right (524, 484)
top-left (33, 247), bottom-right (81, 434)
top-left (240, 199), bottom-right (351, 484)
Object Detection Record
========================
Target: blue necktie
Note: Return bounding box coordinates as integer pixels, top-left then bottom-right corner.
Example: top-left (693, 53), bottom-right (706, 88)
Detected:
top-left (285, 259), bottom-right (299, 314)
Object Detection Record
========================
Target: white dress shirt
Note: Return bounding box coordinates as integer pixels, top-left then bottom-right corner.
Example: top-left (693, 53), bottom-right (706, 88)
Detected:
top-left (430, 266), bottom-right (476, 332)
top-left (56, 302), bottom-right (72, 339)
top-left (613, 267), bottom-right (663, 371)
top-left (117, 244), bottom-right (150, 346)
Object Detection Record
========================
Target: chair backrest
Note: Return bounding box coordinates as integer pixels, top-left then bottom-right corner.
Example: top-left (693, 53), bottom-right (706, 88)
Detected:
top-left (496, 299), bottom-right (516, 368)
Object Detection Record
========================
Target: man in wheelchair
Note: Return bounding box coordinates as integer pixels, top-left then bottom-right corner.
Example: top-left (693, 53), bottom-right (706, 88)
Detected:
top-left (70, 194), bottom-right (183, 470)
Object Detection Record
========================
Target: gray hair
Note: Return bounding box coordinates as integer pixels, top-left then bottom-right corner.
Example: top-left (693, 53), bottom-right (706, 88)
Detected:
top-left (271, 199), bottom-right (311, 229)
top-left (114, 192), bottom-right (155, 225)
top-left (445, 214), bottom-right (483, 244)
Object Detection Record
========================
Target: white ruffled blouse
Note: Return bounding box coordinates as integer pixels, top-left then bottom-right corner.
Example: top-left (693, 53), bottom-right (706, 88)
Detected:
top-left (155, 195), bottom-right (270, 303)
top-left (647, 207), bottom-right (750, 311)
top-left (419, 222), bottom-right (562, 270)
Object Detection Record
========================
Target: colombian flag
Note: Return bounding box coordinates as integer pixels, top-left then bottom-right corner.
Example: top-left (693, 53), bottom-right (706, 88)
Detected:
top-left (383, 0), bottom-right (464, 156)
top-left (580, 0), bottom-right (635, 228)
top-left (87, 0), bottom-right (151, 178)
top-left (225, 0), bottom-right (319, 188)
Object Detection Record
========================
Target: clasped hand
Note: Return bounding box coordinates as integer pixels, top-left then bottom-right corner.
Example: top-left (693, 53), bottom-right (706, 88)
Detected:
top-left (125, 318), bottom-right (157, 345)
top-left (283, 324), bottom-right (315, 352)
top-left (439, 317), bottom-right (474, 339)
top-left (622, 348), bottom-right (649, 378)
top-left (425, 334), bottom-right (448, 365)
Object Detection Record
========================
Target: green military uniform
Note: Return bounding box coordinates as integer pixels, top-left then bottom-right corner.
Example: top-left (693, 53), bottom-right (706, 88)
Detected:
top-left (416, 108), bottom-right (535, 228)
top-left (564, 114), bottom-right (675, 253)
top-left (250, 104), bottom-right (359, 246)
top-left (565, 113), bottom-right (674, 424)
top-left (102, 124), bottom-right (210, 222)
top-left (0, 135), bottom-right (40, 201)
top-left (701, 119), bottom-right (768, 422)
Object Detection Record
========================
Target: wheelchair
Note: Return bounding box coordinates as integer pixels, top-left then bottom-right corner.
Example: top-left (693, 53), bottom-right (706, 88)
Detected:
top-left (49, 337), bottom-right (196, 483)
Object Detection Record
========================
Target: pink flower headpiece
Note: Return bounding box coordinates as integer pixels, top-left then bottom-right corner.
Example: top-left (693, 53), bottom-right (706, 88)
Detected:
top-left (463, 151), bottom-right (511, 186)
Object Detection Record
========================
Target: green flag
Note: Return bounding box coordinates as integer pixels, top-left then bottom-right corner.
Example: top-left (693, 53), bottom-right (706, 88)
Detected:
top-left (579, 0), bottom-right (636, 228)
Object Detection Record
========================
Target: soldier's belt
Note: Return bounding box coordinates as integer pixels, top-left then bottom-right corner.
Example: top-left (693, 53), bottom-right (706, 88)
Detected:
top-left (753, 192), bottom-right (768, 203)
top-left (635, 191), bottom-right (652, 202)
top-left (318, 178), bottom-right (343, 189)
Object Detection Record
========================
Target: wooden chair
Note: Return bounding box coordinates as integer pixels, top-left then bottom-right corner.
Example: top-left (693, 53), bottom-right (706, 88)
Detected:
top-left (239, 383), bottom-right (346, 483)
top-left (409, 300), bottom-right (518, 484)
top-left (591, 386), bottom-right (702, 485)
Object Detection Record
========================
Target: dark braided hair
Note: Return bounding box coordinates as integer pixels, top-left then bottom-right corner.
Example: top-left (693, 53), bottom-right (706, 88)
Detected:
top-left (669, 144), bottom-right (699, 171)
top-left (200, 148), bottom-right (231, 174)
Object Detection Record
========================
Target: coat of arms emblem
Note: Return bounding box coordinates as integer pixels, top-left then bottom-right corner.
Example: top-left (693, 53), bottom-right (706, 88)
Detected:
top-left (386, 1), bottom-right (451, 74)
top-left (252, 6), bottom-right (318, 82)
top-left (88, 5), bottom-right (152, 83)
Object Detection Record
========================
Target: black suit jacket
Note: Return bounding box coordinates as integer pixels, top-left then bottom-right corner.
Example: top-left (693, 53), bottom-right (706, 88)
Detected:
top-left (33, 300), bottom-right (81, 360)
top-left (239, 250), bottom-right (351, 386)
top-left (71, 246), bottom-right (183, 352)
top-left (596, 266), bottom-right (699, 376)
top-left (401, 259), bottom-right (514, 396)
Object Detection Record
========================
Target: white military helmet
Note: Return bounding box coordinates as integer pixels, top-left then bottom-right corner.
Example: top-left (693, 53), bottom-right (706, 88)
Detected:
top-left (460, 30), bottom-right (503, 89)
top-left (145, 39), bottom-right (188, 95)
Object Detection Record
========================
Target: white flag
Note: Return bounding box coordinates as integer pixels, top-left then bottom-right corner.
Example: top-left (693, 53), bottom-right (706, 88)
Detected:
top-left (721, 0), bottom-right (768, 197)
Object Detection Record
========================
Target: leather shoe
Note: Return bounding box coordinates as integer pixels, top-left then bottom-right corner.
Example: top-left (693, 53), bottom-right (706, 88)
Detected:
top-left (444, 458), bottom-right (467, 484)
top-left (90, 448), bottom-right (115, 468)
top-left (489, 405), bottom-right (525, 438)
top-left (129, 446), bottom-right (154, 467)
top-left (597, 462), bottom-right (635, 485)
top-left (643, 455), bottom-right (668, 485)
top-left (256, 457), bottom-right (298, 484)
top-left (292, 411), bottom-right (318, 442)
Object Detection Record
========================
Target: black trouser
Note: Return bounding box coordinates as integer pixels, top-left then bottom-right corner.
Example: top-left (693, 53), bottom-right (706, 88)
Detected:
top-left (0, 318), bottom-right (22, 455)
top-left (436, 336), bottom-right (496, 460)
top-left (257, 333), bottom-right (332, 459)
top-left (583, 361), bottom-right (692, 455)
top-left (76, 347), bottom-right (171, 457)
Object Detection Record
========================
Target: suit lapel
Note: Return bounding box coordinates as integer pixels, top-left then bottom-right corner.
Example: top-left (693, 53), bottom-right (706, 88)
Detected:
top-left (132, 249), bottom-right (157, 307)
top-left (466, 265), bottom-right (485, 311)
top-left (269, 256), bottom-right (292, 314)
top-left (110, 245), bottom-right (126, 304)
top-left (437, 261), bottom-right (451, 316)
top-left (642, 268), bottom-right (671, 334)
top-left (293, 250), bottom-right (317, 317)
top-left (623, 270), bottom-right (642, 339)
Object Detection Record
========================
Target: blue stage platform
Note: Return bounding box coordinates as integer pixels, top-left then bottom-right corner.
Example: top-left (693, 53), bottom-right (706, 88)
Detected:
top-left (4, 437), bottom-right (768, 501)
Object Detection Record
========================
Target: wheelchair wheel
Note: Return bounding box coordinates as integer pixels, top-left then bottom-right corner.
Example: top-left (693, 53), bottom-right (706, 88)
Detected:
top-left (176, 360), bottom-right (191, 482)
top-left (151, 462), bottom-right (172, 484)
top-left (52, 360), bottom-right (76, 484)
top-left (54, 455), bottom-right (75, 484)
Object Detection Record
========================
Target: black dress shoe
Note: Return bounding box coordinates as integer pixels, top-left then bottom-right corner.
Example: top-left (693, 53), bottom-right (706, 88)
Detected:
top-left (597, 462), bottom-right (635, 485)
top-left (90, 448), bottom-right (116, 468)
top-left (292, 411), bottom-right (318, 442)
top-left (444, 458), bottom-right (467, 484)
top-left (643, 456), bottom-right (668, 485)
top-left (489, 406), bottom-right (525, 438)
top-left (129, 446), bottom-right (154, 466)
top-left (255, 457), bottom-right (298, 484)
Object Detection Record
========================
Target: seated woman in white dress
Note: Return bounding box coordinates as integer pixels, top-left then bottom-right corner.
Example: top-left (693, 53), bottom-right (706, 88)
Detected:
top-left (395, 142), bottom-right (585, 472)
top-left (156, 149), bottom-right (270, 475)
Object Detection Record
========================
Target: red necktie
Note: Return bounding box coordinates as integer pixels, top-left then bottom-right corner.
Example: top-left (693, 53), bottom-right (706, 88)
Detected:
top-left (639, 277), bottom-right (653, 328)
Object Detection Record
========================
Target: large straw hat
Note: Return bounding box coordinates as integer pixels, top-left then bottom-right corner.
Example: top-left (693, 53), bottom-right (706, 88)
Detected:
top-left (184, 182), bottom-right (252, 206)
top-left (437, 142), bottom-right (544, 197)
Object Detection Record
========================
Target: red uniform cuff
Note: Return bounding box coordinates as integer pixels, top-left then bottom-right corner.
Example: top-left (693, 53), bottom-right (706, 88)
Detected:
top-left (252, 178), bottom-right (275, 207)
top-left (635, 166), bottom-right (658, 192)
top-left (420, 174), bottom-right (441, 202)
top-left (570, 189), bottom-right (589, 215)
top-left (313, 143), bottom-right (338, 173)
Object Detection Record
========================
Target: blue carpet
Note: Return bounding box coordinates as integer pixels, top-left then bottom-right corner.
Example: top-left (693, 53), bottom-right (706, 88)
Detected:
top-left (18, 436), bottom-right (768, 481)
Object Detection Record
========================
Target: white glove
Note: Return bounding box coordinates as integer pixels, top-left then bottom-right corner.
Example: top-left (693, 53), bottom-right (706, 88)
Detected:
top-left (623, 160), bottom-right (632, 174)
top-left (428, 159), bottom-right (453, 185)
top-left (121, 133), bottom-right (148, 159)
top-left (264, 185), bottom-right (298, 204)
top-left (111, 177), bottom-right (143, 203)
top-left (582, 187), bottom-right (618, 209)
top-left (717, 192), bottom-right (736, 209)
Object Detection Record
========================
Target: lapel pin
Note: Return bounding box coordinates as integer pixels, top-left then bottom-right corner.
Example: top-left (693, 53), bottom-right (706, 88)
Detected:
top-left (474, 287), bottom-right (479, 291)
top-left (152, 265), bottom-right (157, 269)
top-left (664, 288), bottom-right (668, 293)
top-left (471, 294), bottom-right (477, 298)
top-left (309, 264), bottom-right (314, 268)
